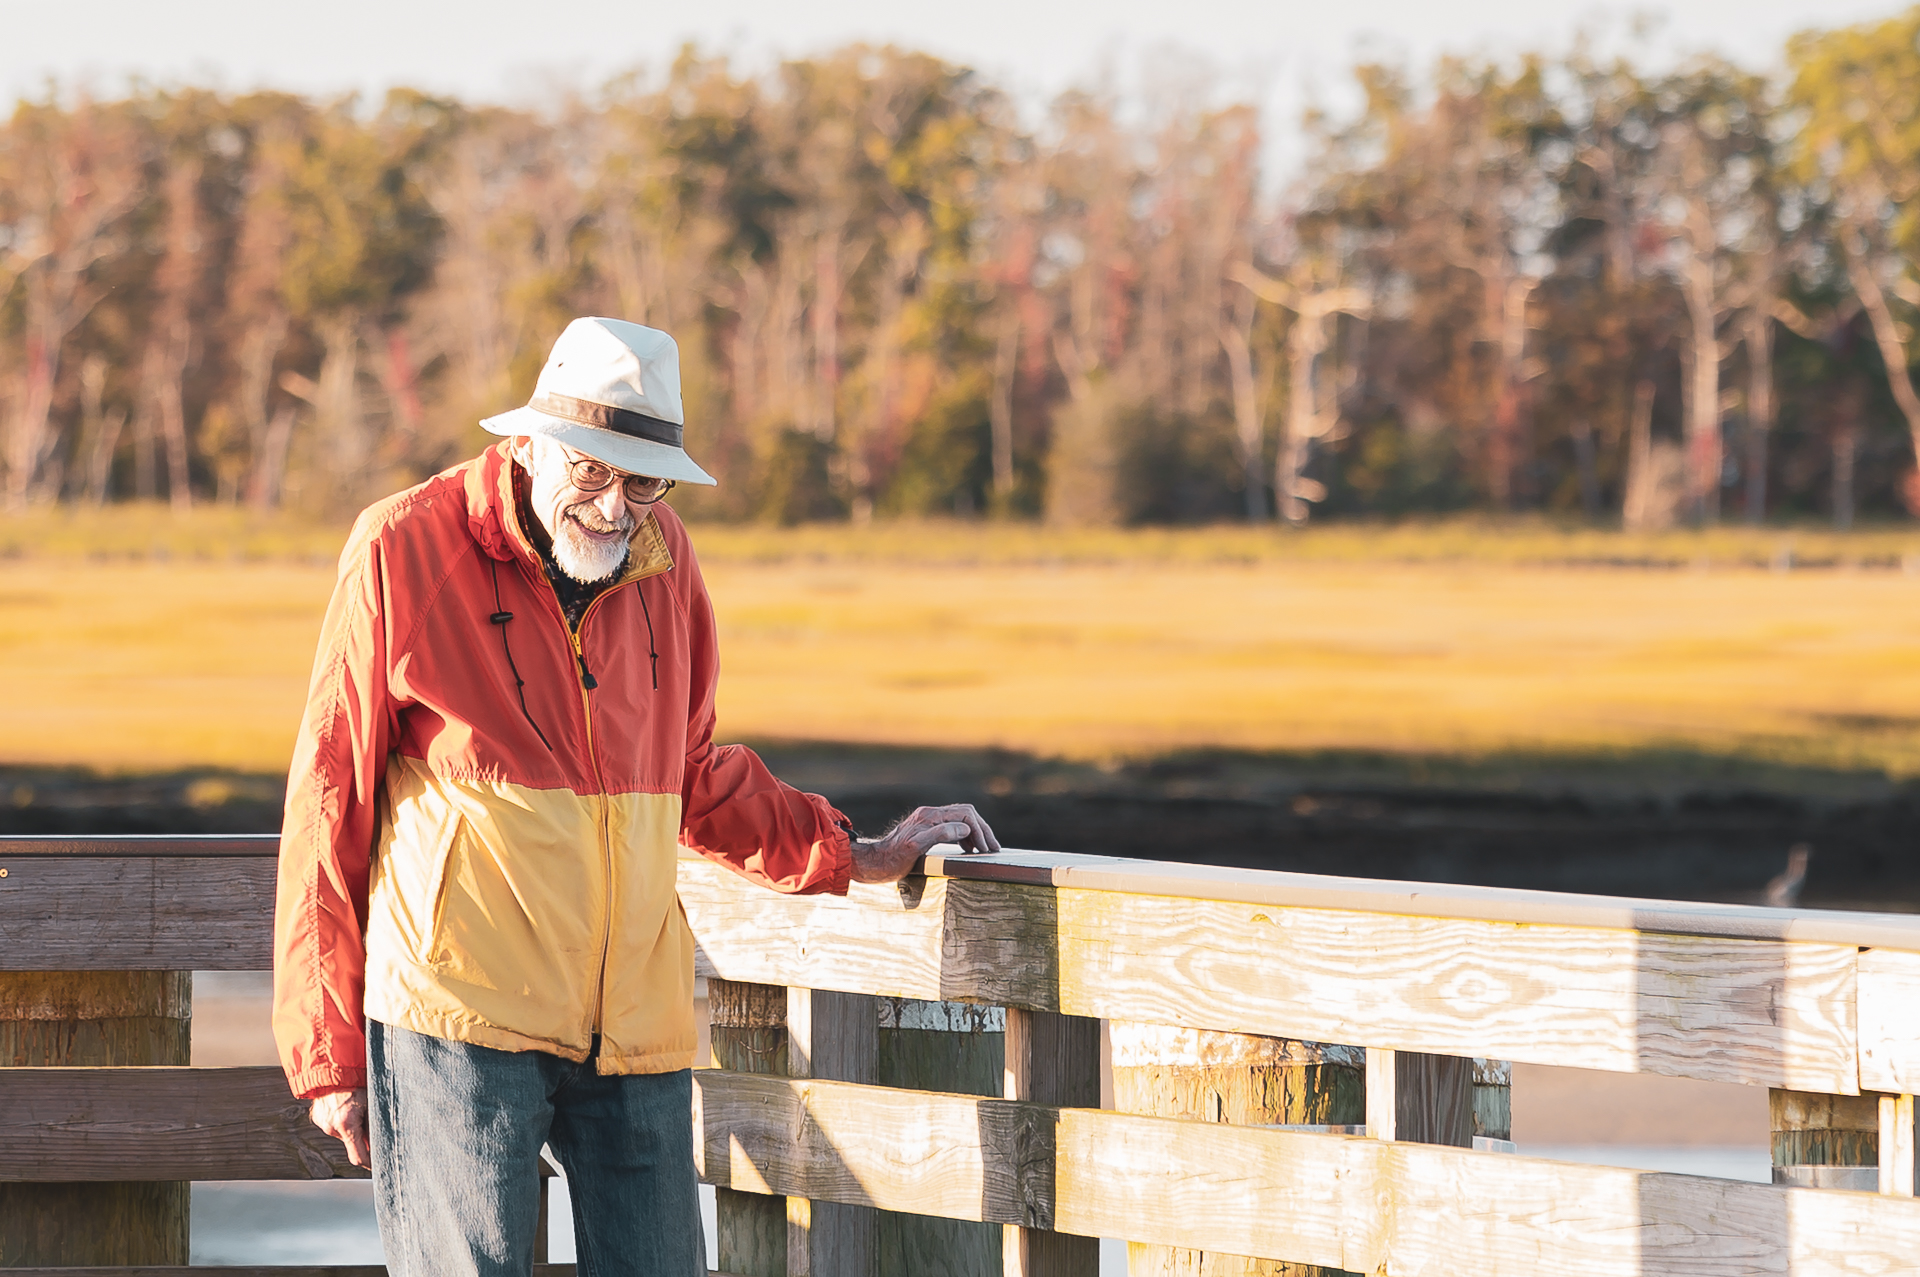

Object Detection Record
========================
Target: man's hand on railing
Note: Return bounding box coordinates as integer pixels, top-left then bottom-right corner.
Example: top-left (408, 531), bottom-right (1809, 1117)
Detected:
top-left (310, 1086), bottom-right (371, 1168)
top-left (850, 803), bottom-right (1001, 883)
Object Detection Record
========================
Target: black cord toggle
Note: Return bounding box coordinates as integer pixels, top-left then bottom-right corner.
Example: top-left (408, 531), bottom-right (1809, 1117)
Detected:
top-left (489, 559), bottom-right (553, 752)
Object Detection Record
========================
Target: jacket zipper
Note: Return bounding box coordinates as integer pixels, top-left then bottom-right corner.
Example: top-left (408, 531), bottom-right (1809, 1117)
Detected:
top-left (571, 596), bottom-right (615, 1041)
top-left (509, 512), bottom-right (672, 1054)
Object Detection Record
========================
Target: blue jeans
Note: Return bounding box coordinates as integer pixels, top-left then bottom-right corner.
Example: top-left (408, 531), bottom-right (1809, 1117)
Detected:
top-left (367, 1019), bottom-right (705, 1277)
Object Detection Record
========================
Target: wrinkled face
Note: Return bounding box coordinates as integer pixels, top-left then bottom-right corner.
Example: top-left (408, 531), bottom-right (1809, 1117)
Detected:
top-left (514, 436), bottom-right (637, 584)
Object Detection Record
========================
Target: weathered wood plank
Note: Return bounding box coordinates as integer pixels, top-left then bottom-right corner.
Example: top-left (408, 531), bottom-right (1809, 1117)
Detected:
top-left (1858, 947), bottom-right (1920, 1094)
top-left (0, 857), bottom-right (275, 970)
top-left (1003, 1008), bottom-right (1100, 1277)
top-left (0, 1067), bottom-right (364, 1182)
top-left (709, 980), bottom-right (789, 1277)
top-left (0, 835), bottom-right (281, 857)
top-left (679, 860), bottom-right (1862, 1091)
top-left (918, 847), bottom-right (1920, 953)
top-left (685, 869), bottom-right (951, 999)
top-left (1, 970), bottom-right (195, 1264)
top-left (694, 1070), bottom-right (1920, 1276)
top-left (1053, 890), bottom-right (1860, 1093)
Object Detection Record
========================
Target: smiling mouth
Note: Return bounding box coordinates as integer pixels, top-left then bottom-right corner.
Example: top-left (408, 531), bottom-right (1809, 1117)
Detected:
top-left (567, 510), bottom-right (631, 542)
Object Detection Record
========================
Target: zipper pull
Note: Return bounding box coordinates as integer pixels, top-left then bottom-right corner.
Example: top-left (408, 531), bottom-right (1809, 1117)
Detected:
top-left (577, 652), bottom-right (599, 690)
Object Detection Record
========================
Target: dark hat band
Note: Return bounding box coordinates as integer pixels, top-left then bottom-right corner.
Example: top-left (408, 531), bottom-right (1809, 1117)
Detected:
top-left (531, 393), bottom-right (684, 448)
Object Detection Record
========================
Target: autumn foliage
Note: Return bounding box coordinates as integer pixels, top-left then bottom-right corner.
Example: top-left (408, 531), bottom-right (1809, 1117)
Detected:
top-left (6, 18), bottom-right (1920, 527)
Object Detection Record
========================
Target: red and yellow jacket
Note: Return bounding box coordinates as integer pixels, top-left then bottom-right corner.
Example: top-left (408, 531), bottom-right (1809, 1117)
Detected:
top-left (272, 443), bottom-right (850, 1099)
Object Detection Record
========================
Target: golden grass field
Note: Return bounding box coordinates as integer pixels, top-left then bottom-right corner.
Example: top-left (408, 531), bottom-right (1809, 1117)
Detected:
top-left (3, 505), bottom-right (1919, 780)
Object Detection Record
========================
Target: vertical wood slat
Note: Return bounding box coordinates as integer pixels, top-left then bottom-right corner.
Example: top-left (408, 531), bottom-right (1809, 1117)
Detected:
top-left (1002, 1009), bottom-right (1100, 1277)
top-left (1881, 1094), bottom-right (1917, 1197)
top-left (876, 998), bottom-right (1006, 1276)
top-left (0, 971), bottom-right (191, 1266)
top-left (1366, 1048), bottom-right (1474, 1148)
top-left (710, 980), bottom-right (789, 1277)
top-left (787, 987), bottom-right (879, 1277)
top-left (708, 980), bottom-right (882, 1277)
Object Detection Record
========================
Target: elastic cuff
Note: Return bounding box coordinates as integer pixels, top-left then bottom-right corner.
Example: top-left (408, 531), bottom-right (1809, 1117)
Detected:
top-left (829, 825), bottom-right (854, 896)
top-left (287, 1065), bottom-right (367, 1100)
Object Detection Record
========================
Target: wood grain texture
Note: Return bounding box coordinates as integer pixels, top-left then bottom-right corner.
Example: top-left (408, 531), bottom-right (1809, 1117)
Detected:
top-left (0, 857), bottom-right (275, 970)
top-left (1858, 948), bottom-right (1920, 1093)
top-left (1004, 1010), bottom-right (1099, 1277)
top-left (1111, 1022), bottom-right (1356, 1277)
top-left (695, 1070), bottom-right (1920, 1274)
top-left (0, 1066), bottom-right (364, 1182)
top-left (1881, 1094), bottom-right (1917, 1198)
top-left (0, 835), bottom-right (281, 857)
top-left (709, 980), bottom-right (792, 1277)
top-left (787, 987), bottom-right (879, 1277)
top-left (0, 971), bottom-right (194, 1264)
top-left (915, 848), bottom-right (1920, 953)
top-left (1771, 1090), bottom-right (1879, 1169)
top-left (679, 859), bottom-right (1862, 1090)
top-left (1391, 1053), bottom-right (1473, 1149)
top-left (1054, 891), bottom-right (1861, 1093)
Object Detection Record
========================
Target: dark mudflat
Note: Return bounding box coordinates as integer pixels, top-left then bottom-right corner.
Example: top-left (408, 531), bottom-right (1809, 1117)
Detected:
top-left (4, 741), bottom-right (1915, 911)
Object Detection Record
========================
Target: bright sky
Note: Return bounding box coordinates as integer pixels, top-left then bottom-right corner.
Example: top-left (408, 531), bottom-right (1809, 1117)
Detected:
top-left (0, 0), bottom-right (1906, 169)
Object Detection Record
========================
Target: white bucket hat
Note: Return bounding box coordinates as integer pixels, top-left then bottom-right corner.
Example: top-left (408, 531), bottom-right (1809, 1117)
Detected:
top-left (481, 317), bottom-right (717, 485)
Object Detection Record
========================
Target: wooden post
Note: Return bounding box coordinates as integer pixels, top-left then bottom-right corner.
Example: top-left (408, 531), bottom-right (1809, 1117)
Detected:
top-left (0, 971), bottom-right (191, 1265)
top-left (1002, 1008), bottom-right (1100, 1277)
top-left (1768, 1089), bottom-right (1880, 1190)
top-left (1471, 1059), bottom-right (1513, 1150)
top-left (709, 979), bottom-right (881, 1277)
top-left (1112, 1022), bottom-right (1363, 1276)
top-left (876, 997), bottom-right (1005, 1277)
top-left (1365, 1048), bottom-right (1475, 1149)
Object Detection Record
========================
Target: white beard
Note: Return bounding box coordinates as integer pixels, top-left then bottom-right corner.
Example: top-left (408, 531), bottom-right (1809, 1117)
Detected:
top-left (551, 504), bottom-right (633, 583)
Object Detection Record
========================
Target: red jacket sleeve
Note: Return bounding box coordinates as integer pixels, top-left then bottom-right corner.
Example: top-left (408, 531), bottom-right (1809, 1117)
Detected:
top-left (674, 548), bottom-right (852, 896)
top-left (273, 517), bottom-right (396, 1099)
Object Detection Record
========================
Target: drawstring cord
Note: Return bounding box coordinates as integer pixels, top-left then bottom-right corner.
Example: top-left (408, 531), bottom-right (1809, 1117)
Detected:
top-left (489, 558), bottom-right (553, 752)
top-left (637, 584), bottom-right (660, 690)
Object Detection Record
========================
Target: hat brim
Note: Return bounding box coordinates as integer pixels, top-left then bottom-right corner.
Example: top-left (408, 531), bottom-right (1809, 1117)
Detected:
top-left (481, 405), bottom-right (717, 486)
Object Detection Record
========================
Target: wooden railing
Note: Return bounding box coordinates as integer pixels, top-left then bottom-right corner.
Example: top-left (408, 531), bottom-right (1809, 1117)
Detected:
top-left (7, 835), bottom-right (1920, 1274)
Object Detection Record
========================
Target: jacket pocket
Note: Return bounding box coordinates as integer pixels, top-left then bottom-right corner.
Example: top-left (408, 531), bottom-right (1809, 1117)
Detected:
top-left (425, 814), bottom-right (596, 1002)
top-left (368, 779), bottom-right (463, 969)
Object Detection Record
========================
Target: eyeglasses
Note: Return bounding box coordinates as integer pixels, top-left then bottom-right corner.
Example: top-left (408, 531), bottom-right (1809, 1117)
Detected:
top-left (562, 452), bottom-right (675, 505)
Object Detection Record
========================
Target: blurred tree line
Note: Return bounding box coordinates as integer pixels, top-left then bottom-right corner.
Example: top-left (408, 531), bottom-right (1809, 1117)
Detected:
top-left (7, 15), bottom-right (1920, 528)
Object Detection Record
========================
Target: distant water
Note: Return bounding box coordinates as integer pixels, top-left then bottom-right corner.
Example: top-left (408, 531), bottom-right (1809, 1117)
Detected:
top-left (193, 1149), bottom-right (1767, 1268)
top-left (1519, 1145), bottom-right (1772, 1182)
top-left (190, 1177), bottom-right (719, 1264)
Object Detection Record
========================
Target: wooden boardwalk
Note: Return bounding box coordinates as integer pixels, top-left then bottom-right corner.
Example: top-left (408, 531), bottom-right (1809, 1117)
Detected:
top-left (6, 835), bottom-right (1920, 1273)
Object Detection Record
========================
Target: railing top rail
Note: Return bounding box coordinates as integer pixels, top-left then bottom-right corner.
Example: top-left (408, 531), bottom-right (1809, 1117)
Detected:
top-left (9, 834), bottom-right (1920, 953)
top-left (0, 834), bottom-right (279, 857)
top-left (919, 847), bottom-right (1920, 952)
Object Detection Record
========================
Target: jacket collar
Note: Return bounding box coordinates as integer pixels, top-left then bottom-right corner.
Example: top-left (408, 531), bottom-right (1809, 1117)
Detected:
top-left (466, 441), bottom-right (674, 583)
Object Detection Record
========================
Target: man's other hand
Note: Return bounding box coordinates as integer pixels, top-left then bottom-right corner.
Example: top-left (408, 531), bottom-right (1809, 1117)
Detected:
top-left (310, 1087), bottom-right (371, 1167)
top-left (850, 803), bottom-right (1001, 883)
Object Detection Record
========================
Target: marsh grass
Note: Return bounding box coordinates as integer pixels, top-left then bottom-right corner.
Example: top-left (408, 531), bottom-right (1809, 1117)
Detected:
top-left (6, 503), bottom-right (1920, 569)
top-left (2, 505), bottom-right (1918, 783)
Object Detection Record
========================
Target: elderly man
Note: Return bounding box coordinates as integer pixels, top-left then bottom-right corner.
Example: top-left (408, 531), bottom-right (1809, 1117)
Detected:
top-left (272, 317), bottom-right (998, 1274)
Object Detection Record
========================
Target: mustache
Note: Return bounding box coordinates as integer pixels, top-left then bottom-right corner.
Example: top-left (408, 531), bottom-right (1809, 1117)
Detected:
top-left (565, 503), bottom-right (635, 535)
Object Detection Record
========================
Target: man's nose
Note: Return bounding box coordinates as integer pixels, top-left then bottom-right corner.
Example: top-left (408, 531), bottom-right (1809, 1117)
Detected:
top-left (592, 485), bottom-right (628, 522)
